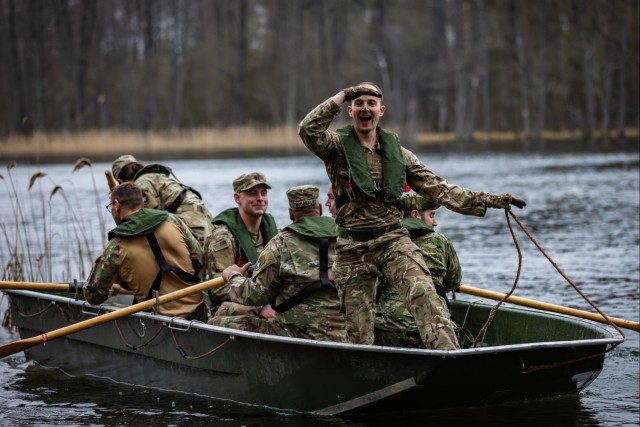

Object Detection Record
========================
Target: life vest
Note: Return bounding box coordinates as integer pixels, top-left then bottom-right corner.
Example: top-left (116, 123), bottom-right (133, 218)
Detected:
top-left (272, 216), bottom-right (337, 313)
top-left (109, 208), bottom-right (199, 301)
top-left (401, 217), bottom-right (435, 238)
top-left (212, 208), bottom-right (278, 266)
top-left (334, 125), bottom-right (406, 210)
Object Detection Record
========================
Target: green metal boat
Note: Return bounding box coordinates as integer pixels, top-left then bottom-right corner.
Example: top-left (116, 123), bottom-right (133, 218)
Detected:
top-left (3, 289), bottom-right (623, 415)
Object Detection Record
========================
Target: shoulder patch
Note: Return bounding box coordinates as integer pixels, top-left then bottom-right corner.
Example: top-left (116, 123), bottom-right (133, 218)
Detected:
top-left (213, 240), bottom-right (230, 252)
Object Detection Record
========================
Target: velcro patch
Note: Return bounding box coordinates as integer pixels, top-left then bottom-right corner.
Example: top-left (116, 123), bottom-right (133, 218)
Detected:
top-left (213, 240), bottom-right (229, 252)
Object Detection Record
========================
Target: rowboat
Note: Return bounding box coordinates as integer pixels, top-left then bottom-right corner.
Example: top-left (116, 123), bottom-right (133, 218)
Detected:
top-left (2, 288), bottom-right (623, 415)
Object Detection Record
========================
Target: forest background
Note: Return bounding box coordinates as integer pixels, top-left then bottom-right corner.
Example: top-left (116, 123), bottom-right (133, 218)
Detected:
top-left (1, 0), bottom-right (638, 163)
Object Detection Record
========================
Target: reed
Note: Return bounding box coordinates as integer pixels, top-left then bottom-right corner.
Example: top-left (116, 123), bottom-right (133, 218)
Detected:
top-left (0, 160), bottom-right (101, 285)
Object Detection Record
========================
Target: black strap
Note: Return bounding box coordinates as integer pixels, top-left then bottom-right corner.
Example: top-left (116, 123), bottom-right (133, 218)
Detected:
top-left (143, 229), bottom-right (200, 301)
top-left (165, 189), bottom-right (187, 213)
top-left (273, 237), bottom-right (335, 313)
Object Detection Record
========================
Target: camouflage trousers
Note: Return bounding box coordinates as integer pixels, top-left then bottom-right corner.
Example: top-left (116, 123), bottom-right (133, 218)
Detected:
top-left (334, 228), bottom-right (459, 350)
top-left (210, 304), bottom-right (346, 342)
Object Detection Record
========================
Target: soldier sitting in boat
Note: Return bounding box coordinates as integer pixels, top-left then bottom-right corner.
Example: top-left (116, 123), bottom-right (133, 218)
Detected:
top-left (375, 193), bottom-right (462, 348)
top-left (211, 185), bottom-right (345, 342)
top-left (83, 182), bottom-right (208, 321)
top-left (204, 172), bottom-right (279, 320)
top-left (111, 154), bottom-right (214, 246)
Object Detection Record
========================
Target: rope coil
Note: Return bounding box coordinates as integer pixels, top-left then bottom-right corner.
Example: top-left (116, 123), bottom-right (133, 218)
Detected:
top-left (473, 210), bottom-right (625, 348)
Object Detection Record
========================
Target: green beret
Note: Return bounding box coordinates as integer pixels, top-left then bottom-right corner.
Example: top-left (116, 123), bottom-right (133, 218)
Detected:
top-left (401, 193), bottom-right (440, 211)
top-left (233, 172), bottom-right (272, 192)
top-left (287, 185), bottom-right (319, 208)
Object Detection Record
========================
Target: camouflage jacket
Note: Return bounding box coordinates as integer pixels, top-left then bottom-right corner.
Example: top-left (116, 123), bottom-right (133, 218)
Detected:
top-left (225, 218), bottom-right (345, 341)
top-left (134, 169), bottom-right (213, 243)
top-left (298, 98), bottom-right (489, 229)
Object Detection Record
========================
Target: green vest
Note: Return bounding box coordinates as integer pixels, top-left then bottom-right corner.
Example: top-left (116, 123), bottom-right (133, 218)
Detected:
top-left (213, 208), bottom-right (278, 264)
top-left (284, 216), bottom-right (337, 239)
top-left (335, 125), bottom-right (405, 203)
top-left (133, 164), bottom-right (172, 180)
top-left (108, 208), bottom-right (168, 240)
top-left (401, 217), bottom-right (434, 238)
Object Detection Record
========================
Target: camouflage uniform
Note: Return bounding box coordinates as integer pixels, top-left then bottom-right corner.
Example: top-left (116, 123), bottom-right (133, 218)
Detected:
top-left (204, 172), bottom-right (278, 317)
top-left (211, 186), bottom-right (345, 342)
top-left (83, 209), bottom-right (206, 320)
top-left (112, 155), bottom-right (214, 246)
top-left (298, 97), bottom-right (506, 350)
top-left (375, 207), bottom-right (462, 346)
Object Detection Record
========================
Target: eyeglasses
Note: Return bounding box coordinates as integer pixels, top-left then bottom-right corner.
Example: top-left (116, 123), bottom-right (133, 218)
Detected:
top-left (105, 201), bottom-right (115, 212)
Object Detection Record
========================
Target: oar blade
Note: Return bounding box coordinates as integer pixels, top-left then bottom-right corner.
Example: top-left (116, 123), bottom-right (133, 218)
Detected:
top-left (0, 336), bottom-right (42, 359)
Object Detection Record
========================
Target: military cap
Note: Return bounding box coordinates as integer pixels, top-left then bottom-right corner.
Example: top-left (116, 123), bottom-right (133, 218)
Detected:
top-left (112, 154), bottom-right (138, 180)
top-left (233, 172), bottom-right (272, 193)
top-left (401, 193), bottom-right (440, 211)
top-left (287, 185), bottom-right (319, 208)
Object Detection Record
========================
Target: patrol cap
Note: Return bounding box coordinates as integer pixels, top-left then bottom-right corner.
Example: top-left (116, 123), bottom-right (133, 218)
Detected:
top-left (112, 154), bottom-right (138, 180)
top-left (233, 172), bottom-right (272, 193)
top-left (401, 193), bottom-right (440, 211)
top-left (286, 185), bottom-right (319, 208)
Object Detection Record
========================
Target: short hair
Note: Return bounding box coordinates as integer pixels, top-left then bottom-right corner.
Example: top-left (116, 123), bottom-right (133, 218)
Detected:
top-left (111, 182), bottom-right (143, 210)
top-left (119, 162), bottom-right (144, 182)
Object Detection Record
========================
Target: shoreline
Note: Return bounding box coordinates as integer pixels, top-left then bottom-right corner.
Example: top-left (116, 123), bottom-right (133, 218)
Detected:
top-left (1, 127), bottom-right (638, 164)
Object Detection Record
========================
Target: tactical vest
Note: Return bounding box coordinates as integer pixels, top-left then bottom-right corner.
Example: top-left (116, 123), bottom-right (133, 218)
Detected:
top-left (334, 125), bottom-right (406, 210)
top-left (213, 208), bottom-right (278, 265)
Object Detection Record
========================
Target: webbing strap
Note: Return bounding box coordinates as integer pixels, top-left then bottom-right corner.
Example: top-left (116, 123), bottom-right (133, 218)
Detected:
top-left (165, 189), bottom-right (186, 213)
top-left (273, 237), bottom-right (335, 313)
top-left (143, 230), bottom-right (200, 302)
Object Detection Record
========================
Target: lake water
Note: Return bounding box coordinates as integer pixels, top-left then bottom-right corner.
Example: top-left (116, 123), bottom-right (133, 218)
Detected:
top-left (1, 139), bottom-right (639, 426)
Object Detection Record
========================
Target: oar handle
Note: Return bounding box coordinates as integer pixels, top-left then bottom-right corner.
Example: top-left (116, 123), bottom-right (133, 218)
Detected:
top-left (105, 170), bottom-right (117, 190)
top-left (0, 277), bottom-right (226, 359)
top-left (0, 281), bottom-right (133, 296)
top-left (459, 284), bottom-right (639, 333)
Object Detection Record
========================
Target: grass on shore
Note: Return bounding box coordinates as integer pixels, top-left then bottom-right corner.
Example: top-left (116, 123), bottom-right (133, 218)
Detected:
top-left (1, 126), bottom-right (638, 163)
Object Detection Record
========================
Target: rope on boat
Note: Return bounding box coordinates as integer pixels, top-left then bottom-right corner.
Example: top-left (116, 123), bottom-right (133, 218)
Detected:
top-left (113, 318), bottom-right (165, 350)
top-left (521, 351), bottom-right (608, 374)
top-left (169, 329), bottom-right (231, 360)
top-left (472, 210), bottom-right (625, 349)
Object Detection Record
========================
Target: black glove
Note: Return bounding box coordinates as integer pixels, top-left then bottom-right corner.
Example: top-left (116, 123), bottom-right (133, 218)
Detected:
top-left (483, 193), bottom-right (526, 210)
top-left (510, 196), bottom-right (526, 209)
top-left (342, 86), bottom-right (382, 102)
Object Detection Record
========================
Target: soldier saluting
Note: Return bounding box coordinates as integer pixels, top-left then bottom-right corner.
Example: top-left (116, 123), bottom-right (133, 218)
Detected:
top-left (298, 82), bottom-right (525, 350)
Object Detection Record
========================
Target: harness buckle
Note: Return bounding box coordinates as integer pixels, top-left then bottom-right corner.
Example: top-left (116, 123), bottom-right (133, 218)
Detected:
top-left (346, 183), bottom-right (356, 201)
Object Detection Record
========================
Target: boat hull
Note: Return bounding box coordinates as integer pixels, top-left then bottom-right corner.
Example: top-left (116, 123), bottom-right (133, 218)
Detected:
top-left (4, 290), bottom-right (622, 415)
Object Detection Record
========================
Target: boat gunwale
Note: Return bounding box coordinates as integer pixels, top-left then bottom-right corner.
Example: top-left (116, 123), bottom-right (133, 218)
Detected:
top-left (4, 289), bottom-right (624, 357)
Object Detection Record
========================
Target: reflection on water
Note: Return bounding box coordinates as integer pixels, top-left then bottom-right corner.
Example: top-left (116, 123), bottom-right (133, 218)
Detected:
top-left (1, 139), bottom-right (638, 426)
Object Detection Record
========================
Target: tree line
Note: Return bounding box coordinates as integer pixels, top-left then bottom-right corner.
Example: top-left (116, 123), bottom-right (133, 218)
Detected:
top-left (1, 0), bottom-right (638, 142)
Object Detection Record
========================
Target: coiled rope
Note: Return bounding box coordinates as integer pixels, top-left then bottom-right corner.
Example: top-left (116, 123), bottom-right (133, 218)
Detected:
top-left (472, 209), bottom-right (625, 348)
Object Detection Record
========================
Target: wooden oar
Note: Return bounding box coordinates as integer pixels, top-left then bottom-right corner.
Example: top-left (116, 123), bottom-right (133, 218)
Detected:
top-left (105, 169), bottom-right (117, 190)
top-left (459, 284), bottom-right (639, 332)
top-left (0, 281), bottom-right (132, 295)
top-left (0, 277), bottom-right (225, 359)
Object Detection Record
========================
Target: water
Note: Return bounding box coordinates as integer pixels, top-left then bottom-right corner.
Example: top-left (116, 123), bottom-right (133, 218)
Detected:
top-left (1, 140), bottom-right (639, 426)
